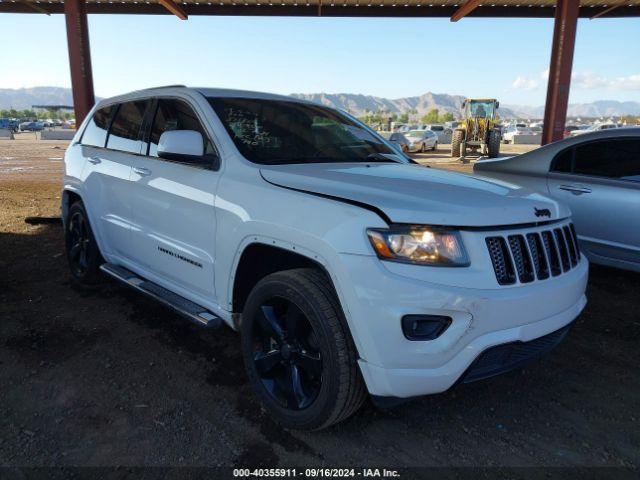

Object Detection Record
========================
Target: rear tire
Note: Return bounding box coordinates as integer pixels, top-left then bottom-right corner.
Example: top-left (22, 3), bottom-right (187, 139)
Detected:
top-left (451, 129), bottom-right (464, 157)
top-left (64, 201), bottom-right (103, 286)
top-left (432, 141), bottom-right (438, 151)
top-left (241, 268), bottom-right (366, 430)
top-left (420, 142), bottom-right (426, 153)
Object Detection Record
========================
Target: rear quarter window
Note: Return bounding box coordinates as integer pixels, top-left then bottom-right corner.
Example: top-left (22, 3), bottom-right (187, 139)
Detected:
top-left (81, 105), bottom-right (114, 147)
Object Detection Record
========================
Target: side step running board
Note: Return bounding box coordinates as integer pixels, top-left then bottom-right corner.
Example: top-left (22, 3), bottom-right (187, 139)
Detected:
top-left (100, 263), bottom-right (223, 329)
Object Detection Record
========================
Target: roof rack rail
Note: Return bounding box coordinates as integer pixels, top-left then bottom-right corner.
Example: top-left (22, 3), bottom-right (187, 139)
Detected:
top-left (135, 85), bottom-right (186, 92)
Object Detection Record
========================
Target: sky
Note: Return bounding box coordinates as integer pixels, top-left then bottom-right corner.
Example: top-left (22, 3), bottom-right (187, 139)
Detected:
top-left (1, 13), bottom-right (639, 106)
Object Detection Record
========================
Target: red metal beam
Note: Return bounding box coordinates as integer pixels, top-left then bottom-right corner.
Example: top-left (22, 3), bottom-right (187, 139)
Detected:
top-left (541, 0), bottom-right (579, 145)
top-left (2, 2), bottom-right (640, 17)
top-left (64, 0), bottom-right (95, 126)
top-left (157, 0), bottom-right (188, 19)
top-left (590, 2), bottom-right (625, 19)
top-left (450, 0), bottom-right (482, 22)
top-left (21, 1), bottom-right (51, 15)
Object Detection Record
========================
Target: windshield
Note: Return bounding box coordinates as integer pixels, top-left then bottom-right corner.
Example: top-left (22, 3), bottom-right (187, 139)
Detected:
top-left (207, 97), bottom-right (399, 165)
top-left (430, 126), bottom-right (444, 131)
top-left (467, 101), bottom-right (494, 118)
top-left (406, 130), bottom-right (424, 137)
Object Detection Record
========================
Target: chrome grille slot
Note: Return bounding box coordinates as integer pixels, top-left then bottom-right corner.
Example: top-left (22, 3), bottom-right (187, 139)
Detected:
top-left (526, 233), bottom-right (549, 280)
top-left (554, 228), bottom-right (571, 272)
top-left (569, 223), bottom-right (581, 259)
top-left (486, 222), bottom-right (579, 285)
top-left (486, 237), bottom-right (516, 285)
top-left (563, 225), bottom-right (578, 266)
top-left (508, 235), bottom-right (534, 283)
top-left (541, 231), bottom-right (562, 277)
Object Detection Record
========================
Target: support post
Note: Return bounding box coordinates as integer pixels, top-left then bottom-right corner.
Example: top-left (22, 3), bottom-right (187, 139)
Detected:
top-left (65, 0), bottom-right (95, 126)
top-left (541, 0), bottom-right (579, 145)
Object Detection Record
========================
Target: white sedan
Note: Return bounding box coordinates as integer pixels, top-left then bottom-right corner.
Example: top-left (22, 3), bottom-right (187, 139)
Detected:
top-left (474, 128), bottom-right (640, 272)
top-left (502, 124), bottom-right (534, 143)
top-left (570, 123), bottom-right (619, 136)
top-left (404, 129), bottom-right (438, 152)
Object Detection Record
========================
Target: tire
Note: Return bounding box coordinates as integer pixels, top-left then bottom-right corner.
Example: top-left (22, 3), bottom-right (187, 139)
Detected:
top-left (432, 141), bottom-right (438, 151)
top-left (241, 268), bottom-right (366, 430)
top-left (487, 129), bottom-right (501, 158)
top-left (451, 129), bottom-right (464, 157)
top-left (420, 142), bottom-right (426, 153)
top-left (64, 201), bottom-right (104, 286)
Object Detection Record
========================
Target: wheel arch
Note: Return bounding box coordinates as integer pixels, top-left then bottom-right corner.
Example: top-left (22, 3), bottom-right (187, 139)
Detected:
top-left (230, 241), bottom-right (337, 317)
top-left (61, 188), bottom-right (83, 224)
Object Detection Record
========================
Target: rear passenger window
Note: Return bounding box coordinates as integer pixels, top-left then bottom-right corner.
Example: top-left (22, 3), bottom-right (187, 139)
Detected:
top-left (148, 99), bottom-right (216, 159)
top-left (81, 105), bottom-right (113, 147)
top-left (573, 138), bottom-right (640, 181)
top-left (106, 101), bottom-right (148, 154)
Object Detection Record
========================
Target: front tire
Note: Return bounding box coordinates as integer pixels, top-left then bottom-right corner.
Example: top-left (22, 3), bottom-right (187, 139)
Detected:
top-left (64, 201), bottom-right (103, 286)
top-left (451, 129), bottom-right (464, 157)
top-left (487, 129), bottom-right (501, 158)
top-left (241, 268), bottom-right (366, 430)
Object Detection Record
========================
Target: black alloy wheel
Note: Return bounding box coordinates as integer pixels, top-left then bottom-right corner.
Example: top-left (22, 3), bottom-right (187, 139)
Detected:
top-left (64, 201), bottom-right (103, 285)
top-left (251, 297), bottom-right (322, 410)
top-left (67, 210), bottom-right (91, 277)
top-left (241, 269), bottom-right (367, 430)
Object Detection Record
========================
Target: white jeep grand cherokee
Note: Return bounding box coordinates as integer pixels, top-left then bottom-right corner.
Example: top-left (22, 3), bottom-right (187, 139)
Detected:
top-left (63, 86), bottom-right (588, 430)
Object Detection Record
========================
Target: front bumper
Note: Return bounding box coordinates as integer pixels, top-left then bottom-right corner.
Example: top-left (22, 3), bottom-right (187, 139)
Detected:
top-left (334, 252), bottom-right (588, 398)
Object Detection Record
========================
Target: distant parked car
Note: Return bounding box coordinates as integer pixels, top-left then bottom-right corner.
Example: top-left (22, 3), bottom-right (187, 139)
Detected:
top-left (474, 128), bottom-right (640, 272)
top-left (405, 129), bottom-right (438, 152)
top-left (420, 124), bottom-right (452, 141)
top-left (381, 131), bottom-right (410, 153)
top-left (502, 124), bottom-right (534, 143)
top-left (563, 125), bottom-right (581, 138)
top-left (570, 123), bottom-right (619, 136)
top-left (20, 121), bottom-right (45, 132)
top-left (0, 118), bottom-right (20, 132)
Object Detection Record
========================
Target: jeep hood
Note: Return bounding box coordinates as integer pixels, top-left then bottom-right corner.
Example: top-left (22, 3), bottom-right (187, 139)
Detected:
top-left (260, 162), bottom-right (569, 227)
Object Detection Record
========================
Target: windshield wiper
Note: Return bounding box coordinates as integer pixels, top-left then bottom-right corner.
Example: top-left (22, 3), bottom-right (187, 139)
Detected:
top-left (365, 153), bottom-right (397, 163)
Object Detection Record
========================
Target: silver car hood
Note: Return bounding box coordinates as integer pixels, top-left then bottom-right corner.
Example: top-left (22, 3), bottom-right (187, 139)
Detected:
top-left (260, 162), bottom-right (570, 227)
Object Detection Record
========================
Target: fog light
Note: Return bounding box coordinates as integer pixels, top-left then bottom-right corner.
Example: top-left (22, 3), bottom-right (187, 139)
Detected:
top-left (401, 315), bottom-right (451, 341)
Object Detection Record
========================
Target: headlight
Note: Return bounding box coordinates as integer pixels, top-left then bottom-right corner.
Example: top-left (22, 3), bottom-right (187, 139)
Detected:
top-left (367, 226), bottom-right (469, 266)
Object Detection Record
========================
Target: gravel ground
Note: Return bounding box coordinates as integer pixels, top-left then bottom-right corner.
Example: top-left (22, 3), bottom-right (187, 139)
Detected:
top-left (0, 139), bottom-right (638, 468)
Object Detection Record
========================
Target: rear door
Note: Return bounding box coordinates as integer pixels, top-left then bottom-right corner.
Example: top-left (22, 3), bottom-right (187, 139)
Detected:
top-left (80, 102), bottom-right (146, 259)
top-left (128, 97), bottom-right (221, 302)
top-left (547, 137), bottom-right (640, 267)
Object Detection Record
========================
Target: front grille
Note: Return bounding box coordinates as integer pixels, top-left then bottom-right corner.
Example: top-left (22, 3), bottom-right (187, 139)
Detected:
top-left (486, 222), bottom-right (580, 285)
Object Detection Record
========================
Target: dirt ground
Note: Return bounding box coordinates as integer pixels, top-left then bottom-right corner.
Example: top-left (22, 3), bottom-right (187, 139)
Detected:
top-left (1, 138), bottom-right (639, 469)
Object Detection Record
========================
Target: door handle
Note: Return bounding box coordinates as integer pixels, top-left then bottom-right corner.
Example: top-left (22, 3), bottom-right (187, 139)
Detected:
top-left (88, 157), bottom-right (101, 165)
top-left (559, 184), bottom-right (592, 195)
top-left (133, 167), bottom-right (152, 177)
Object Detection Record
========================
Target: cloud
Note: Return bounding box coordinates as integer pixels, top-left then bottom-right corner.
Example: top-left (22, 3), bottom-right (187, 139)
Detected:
top-left (511, 70), bottom-right (640, 92)
top-left (572, 72), bottom-right (608, 89)
top-left (512, 75), bottom-right (540, 91)
top-left (610, 74), bottom-right (640, 91)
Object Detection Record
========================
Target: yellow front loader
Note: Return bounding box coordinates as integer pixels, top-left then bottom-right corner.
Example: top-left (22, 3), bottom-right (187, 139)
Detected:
top-left (451, 98), bottom-right (501, 160)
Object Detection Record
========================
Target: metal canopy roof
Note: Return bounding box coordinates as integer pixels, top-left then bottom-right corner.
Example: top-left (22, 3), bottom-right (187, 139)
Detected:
top-left (2, 0), bottom-right (639, 17)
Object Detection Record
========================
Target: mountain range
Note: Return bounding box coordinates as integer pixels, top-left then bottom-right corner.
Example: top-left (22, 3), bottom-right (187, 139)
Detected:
top-left (2, 86), bottom-right (639, 119)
